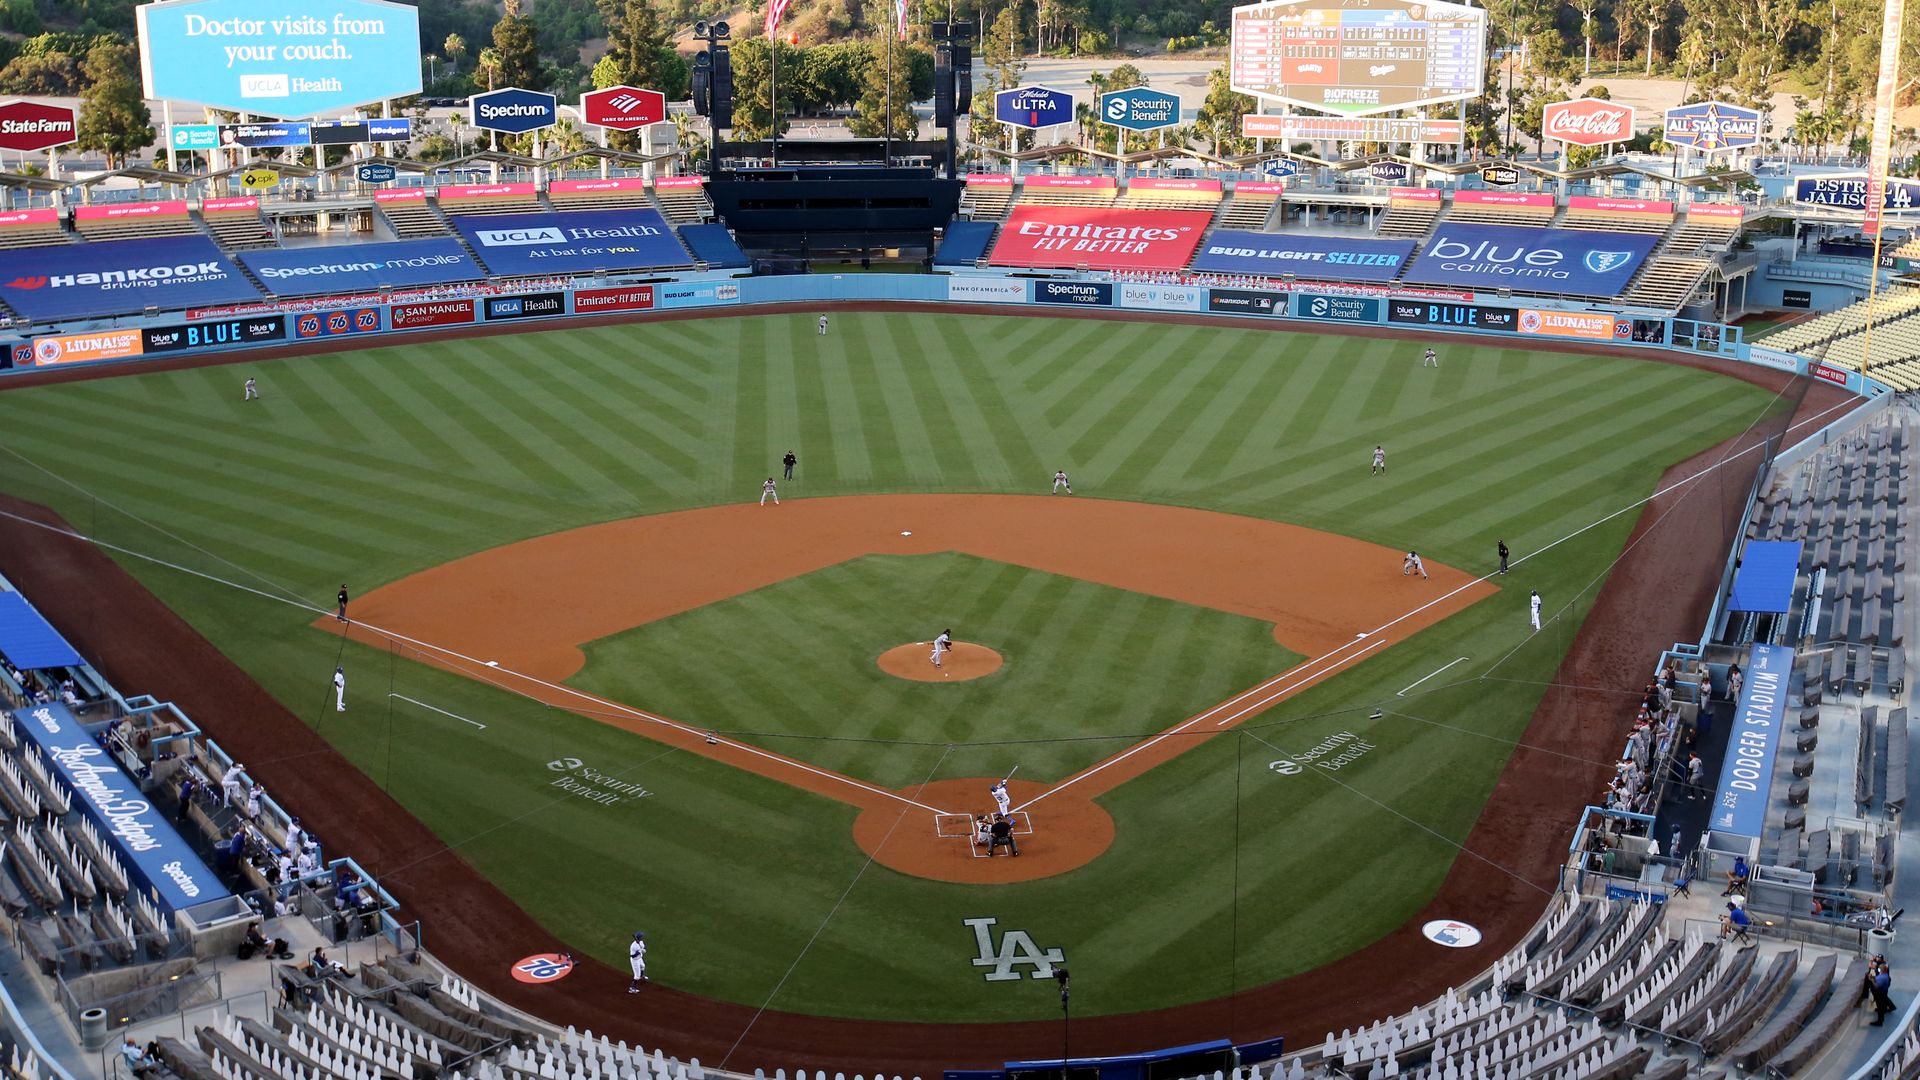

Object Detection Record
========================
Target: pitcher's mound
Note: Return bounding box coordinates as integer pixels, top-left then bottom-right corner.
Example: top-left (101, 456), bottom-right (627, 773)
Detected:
top-left (878, 642), bottom-right (1004, 682)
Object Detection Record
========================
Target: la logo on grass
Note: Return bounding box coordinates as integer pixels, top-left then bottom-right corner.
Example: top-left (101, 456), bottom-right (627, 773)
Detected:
top-left (965, 917), bottom-right (1065, 982)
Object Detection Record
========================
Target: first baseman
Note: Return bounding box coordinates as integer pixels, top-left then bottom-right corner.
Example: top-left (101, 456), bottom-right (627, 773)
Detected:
top-left (628, 931), bottom-right (647, 991)
top-left (1402, 550), bottom-right (1428, 579)
top-left (931, 628), bottom-right (952, 668)
top-left (1052, 470), bottom-right (1072, 494)
top-left (1530, 590), bottom-right (1542, 632)
top-left (761, 478), bottom-right (779, 505)
top-left (1371, 445), bottom-right (1385, 475)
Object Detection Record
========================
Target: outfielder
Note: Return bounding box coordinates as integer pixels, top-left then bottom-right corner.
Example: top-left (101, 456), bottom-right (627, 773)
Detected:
top-left (1529, 590), bottom-right (1542, 632)
top-left (1051, 470), bottom-right (1072, 494)
top-left (1423, 347), bottom-right (1438, 368)
top-left (628, 931), bottom-right (647, 991)
top-left (931, 628), bottom-right (952, 668)
top-left (244, 377), bottom-right (259, 401)
top-left (760, 477), bottom-right (779, 506)
top-left (1371, 445), bottom-right (1386, 475)
top-left (1402, 550), bottom-right (1428, 579)
top-left (991, 780), bottom-right (1011, 816)
top-left (333, 666), bottom-right (347, 712)
top-left (817, 314), bottom-right (829, 335)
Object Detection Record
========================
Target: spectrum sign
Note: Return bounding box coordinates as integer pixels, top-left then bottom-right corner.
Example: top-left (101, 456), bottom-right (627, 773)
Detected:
top-left (987, 206), bottom-right (1212, 271)
top-left (471, 87), bottom-right (558, 134)
top-left (1402, 223), bottom-right (1657, 297)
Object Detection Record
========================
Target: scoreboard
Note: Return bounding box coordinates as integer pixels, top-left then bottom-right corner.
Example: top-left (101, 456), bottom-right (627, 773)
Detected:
top-left (1230, 0), bottom-right (1487, 116)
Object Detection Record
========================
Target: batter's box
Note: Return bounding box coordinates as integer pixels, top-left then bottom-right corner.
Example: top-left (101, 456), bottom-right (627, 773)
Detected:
top-left (936, 812), bottom-right (1034, 857)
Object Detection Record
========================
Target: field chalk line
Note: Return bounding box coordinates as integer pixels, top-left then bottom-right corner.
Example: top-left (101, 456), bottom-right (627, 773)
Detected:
top-left (389, 693), bottom-right (487, 730)
top-left (1398, 657), bottom-right (1471, 698)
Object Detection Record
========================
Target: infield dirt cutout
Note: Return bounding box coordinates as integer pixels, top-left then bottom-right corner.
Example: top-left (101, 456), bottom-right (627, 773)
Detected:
top-left (323, 494), bottom-right (1495, 884)
top-left (877, 641), bottom-right (1004, 682)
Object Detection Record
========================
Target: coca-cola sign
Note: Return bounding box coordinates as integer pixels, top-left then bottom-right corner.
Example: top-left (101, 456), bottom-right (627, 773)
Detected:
top-left (1542, 98), bottom-right (1636, 147)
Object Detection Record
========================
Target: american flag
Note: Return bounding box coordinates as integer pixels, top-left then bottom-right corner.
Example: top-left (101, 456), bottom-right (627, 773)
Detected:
top-left (766, 0), bottom-right (792, 38)
top-left (895, 0), bottom-right (908, 38)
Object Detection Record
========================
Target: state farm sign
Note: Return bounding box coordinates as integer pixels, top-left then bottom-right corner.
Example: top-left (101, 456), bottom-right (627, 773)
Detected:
top-left (581, 85), bottom-right (666, 130)
top-left (987, 205), bottom-right (1212, 271)
top-left (1542, 98), bottom-right (1636, 147)
top-left (0, 100), bottom-right (77, 152)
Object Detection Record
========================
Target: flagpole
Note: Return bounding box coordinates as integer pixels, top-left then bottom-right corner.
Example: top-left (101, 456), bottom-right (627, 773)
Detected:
top-left (770, 23), bottom-right (780, 167)
top-left (885, 18), bottom-right (894, 164)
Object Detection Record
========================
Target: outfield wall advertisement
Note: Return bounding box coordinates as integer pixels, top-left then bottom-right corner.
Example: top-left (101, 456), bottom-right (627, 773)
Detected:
top-left (450, 209), bottom-right (688, 275)
top-left (1190, 231), bottom-right (1415, 282)
top-left (989, 207), bottom-right (1212, 271)
top-left (239, 239), bottom-right (482, 297)
top-left (0, 237), bottom-right (261, 321)
top-left (946, 277), bottom-right (1027, 304)
top-left (1402, 224), bottom-right (1658, 297)
top-left (1119, 283), bottom-right (1204, 312)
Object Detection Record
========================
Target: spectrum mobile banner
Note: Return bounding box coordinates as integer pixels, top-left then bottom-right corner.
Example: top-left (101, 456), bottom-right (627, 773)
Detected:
top-left (1402, 223), bottom-right (1658, 297)
top-left (1190, 231), bottom-right (1415, 282)
top-left (988, 206), bottom-right (1212, 271)
top-left (239, 239), bottom-right (482, 297)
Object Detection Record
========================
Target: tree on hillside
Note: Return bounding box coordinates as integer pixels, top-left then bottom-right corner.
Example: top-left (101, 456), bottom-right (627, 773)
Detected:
top-left (1193, 66), bottom-right (1253, 156)
top-left (592, 0), bottom-right (690, 147)
top-left (443, 33), bottom-right (469, 72)
top-left (489, 0), bottom-right (544, 90)
top-left (76, 39), bottom-right (150, 167)
top-left (727, 36), bottom-right (798, 141)
top-left (850, 38), bottom-right (918, 139)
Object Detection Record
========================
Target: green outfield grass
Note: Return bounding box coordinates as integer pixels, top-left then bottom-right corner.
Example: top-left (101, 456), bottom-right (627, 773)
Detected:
top-left (0, 312), bottom-right (1786, 1022)
top-left (570, 552), bottom-right (1304, 787)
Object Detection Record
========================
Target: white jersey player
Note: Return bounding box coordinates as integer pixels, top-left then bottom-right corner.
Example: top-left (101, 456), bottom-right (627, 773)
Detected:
top-left (760, 477), bottom-right (779, 506)
top-left (1372, 445), bottom-right (1386, 475)
top-left (1423, 347), bottom-right (1438, 367)
top-left (1402, 550), bottom-right (1428, 579)
top-left (627, 931), bottom-right (647, 991)
top-left (1529, 590), bottom-right (1543, 632)
top-left (931, 629), bottom-right (952, 668)
top-left (817, 314), bottom-right (829, 335)
top-left (991, 781), bottom-right (1011, 816)
top-left (1051, 470), bottom-right (1072, 494)
top-left (333, 666), bottom-right (347, 712)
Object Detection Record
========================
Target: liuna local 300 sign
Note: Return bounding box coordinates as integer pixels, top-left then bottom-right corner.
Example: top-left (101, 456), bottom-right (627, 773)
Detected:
top-left (136, 0), bottom-right (423, 117)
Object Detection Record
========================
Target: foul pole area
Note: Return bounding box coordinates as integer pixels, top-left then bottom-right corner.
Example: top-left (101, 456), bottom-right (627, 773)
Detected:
top-left (1859, 0), bottom-right (1907, 378)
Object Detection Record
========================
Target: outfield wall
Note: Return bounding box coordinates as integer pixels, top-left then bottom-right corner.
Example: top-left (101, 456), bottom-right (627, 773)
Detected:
top-left (0, 272), bottom-right (1890, 399)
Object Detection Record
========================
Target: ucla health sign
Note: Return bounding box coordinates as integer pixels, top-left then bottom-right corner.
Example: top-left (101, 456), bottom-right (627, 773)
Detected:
top-left (1099, 87), bottom-right (1180, 132)
top-left (0, 236), bottom-right (261, 320)
top-left (1402, 223), bottom-right (1657, 297)
top-left (471, 87), bottom-right (558, 134)
top-left (136, 0), bottom-right (423, 117)
top-left (995, 85), bottom-right (1073, 129)
top-left (1663, 101), bottom-right (1763, 153)
top-left (449, 209), bottom-right (687, 275)
top-left (1794, 173), bottom-right (1920, 214)
top-left (238, 239), bottom-right (482, 297)
top-left (1710, 642), bottom-right (1794, 839)
top-left (1191, 231), bottom-right (1414, 282)
top-left (11, 704), bottom-right (229, 911)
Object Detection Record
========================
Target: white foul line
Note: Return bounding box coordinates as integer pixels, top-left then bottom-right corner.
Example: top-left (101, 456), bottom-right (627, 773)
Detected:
top-left (1397, 656), bottom-right (1470, 698)
top-left (389, 693), bottom-right (488, 730)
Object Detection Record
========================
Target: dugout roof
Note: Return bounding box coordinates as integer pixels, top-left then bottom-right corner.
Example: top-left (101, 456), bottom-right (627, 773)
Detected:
top-left (0, 592), bottom-right (82, 670)
top-left (1728, 541), bottom-right (1804, 614)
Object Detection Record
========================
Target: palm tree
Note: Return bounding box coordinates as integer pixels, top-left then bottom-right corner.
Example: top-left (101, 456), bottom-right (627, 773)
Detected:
top-left (476, 46), bottom-right (503, 92)
top-left (449, 113), bottom-right (467, 156)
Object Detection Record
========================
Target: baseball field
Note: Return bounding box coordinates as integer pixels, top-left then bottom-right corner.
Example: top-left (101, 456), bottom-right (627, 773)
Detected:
top-left (0, 310), bottom-right (1789, 1034)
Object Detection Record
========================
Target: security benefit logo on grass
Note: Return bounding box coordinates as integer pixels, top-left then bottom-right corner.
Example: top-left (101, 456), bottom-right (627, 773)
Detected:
top-left (964, 918), bottom-right (1065, 982)
top-left (1266, 730), bottom-right (1380, 776)
top-left (544, 757), bottom-right (653, 807)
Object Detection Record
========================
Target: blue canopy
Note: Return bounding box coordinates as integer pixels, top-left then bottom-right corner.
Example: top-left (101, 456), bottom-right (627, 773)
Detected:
top-left (677, 224), bottom-right (750, 269)
top-left (935, 221), bottom-right (999, 266)
top-left (0, 591), bottom-right (81, 670)
top-left (1728, 540), bottom-right (1803, 614)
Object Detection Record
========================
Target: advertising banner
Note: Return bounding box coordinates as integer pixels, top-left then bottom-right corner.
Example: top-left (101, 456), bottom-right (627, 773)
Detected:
top-left (1813, 364), bottom-right (1849, 386)
top-left (485, 292), bottom-right (566, 321)
top-left (1663, 101), bottom-right (1763, 153)
top-left (946, 277), bottom-right (1027, 304)
top-left (1235, 181), bottom-right (1287, 195)
top-left (1241, 114), bottom-right (1464, 142)
top-left (1391, 187), bottom-right (1441, 204)
top-left (239, 238), bottom-right (481, 297)
top-left (217, 121), bottom-right (311, 148)
top-left (1402, 223), bottom-right (1658, 297)
top-left (1793, 174), bottom-right (1920, 215)
top-left (963, 174), bottom-right (1016, 187)
top-left (1709, 642), bottom-right (1794, 838)
top-left (450, 209), bottom-right (686, 275)
top-left (1368, 161), bottom-right (1409, 181)
top-left (1207, 288), bottom-right (1285, 316)
top-left (1128, 178), bottom-right (1223, 193)
top-left (1033, 281), bottom-right (1113, 306)
top-left (240, 168), bottom-right (279, 189)
top-left (471, 87), bottom-right (558, 134)
top-left (0, 236), bottom-right (260, 320)
top-left (656, 281), bottom-right (739, 307)
top-left (1294, 293), bottom-right (1379, 322)
top-left (169, 124), bottom-right (220, 151)
top-left (0, 100), bottom-right (77, 152)
top-left (439, 182), bottom-right (536, 201)
top-left (1567, 195), bottom-right (1674, 216)
top-left (356, 163), bottom-right (396, 183)
top-left (202, 196), bottom-right (258, 213)
top-left (1516, 308), bottom-right (1630, 340)
top-left (74, 201), bottom-right (188, 221)
top-left (988, 206), bottom-right (1212, 271)
top-left (549, 177), bottom-right (649, 195)
top-left (1783, 289), bottom-right (1812, 309)
top-left (1022, 175), bottom-right (1115, 190)
top-left (1100, 87), bottom-right (1181, 131)
top-left (1453, 190), bottom-right (1553, 208)
top-left (1684, 203), bottom-right (1744, 221)
top-left (1119, 283), bottom-right (1205, 311)
top-left (995, 85), bottom-right (1074, 128)
top-left (309, 117), bottom-right (411, 144)
top-left (654, 177), bottom-right (705, 190)
top-left (1385, 299), bottom-right (1515, 331)
top-left (0, 208), bottom-right (58, 227)
top-left (136, 0), bottom-right (423, 117)
top-left (1479, 165), bottom-right (1520, 186)
top-left (573, 285), bottom-right (655, 313)
top-left (29, 328), bottom-right (145, 365)
top-left (1862, 0), bottom-right (1906, 235)
top-left (143, 315), bottom-right (284, 353)
top-left (373, 188), bottom-right (426, 203)
top-left (11, 703), bottom-right (230, 911)
top-left (1190, 230), bottom-right (1414, 282)
top-left (390, 299), bottom-right (476, 329)
top-left (581, 86), bottom-right (667, 130)
top-left (1541, 98), bottom-right (1636, 146)
top-left (292, 307), bottom-right (382, 337)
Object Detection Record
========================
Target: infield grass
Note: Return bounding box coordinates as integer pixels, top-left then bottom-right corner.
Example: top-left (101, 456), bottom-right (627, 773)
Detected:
top-left (0, 312), bottom-right (1788, 1022)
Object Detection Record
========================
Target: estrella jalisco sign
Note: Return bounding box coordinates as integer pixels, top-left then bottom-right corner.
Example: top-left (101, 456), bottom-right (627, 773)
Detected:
top-left (1793, 173), bottom-right (1920, 215)
top-left (994, 85), bottom-right (1073, 129)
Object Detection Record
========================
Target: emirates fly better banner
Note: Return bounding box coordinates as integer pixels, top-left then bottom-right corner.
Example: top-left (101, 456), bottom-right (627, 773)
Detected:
top-left (988, 206), bottom-right (1213, 271)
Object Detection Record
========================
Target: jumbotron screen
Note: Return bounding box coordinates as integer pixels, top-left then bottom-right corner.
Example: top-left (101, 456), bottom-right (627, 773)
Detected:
top-left (1230, 0), bottom-right (1487, 116)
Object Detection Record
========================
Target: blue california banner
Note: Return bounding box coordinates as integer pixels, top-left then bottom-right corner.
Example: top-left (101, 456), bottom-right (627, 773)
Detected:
top-left (1402, 223), bottom-right (1658, 297)
top-left (10, 703), bottom-right (230, 911)
top-left (449, 210), bottom-right (689, 276)
top-left (1710, 641), bottom-right (1795, 839)
top-left (0, 236), bottom-right (262, 320)
top-left (1191, 231), bottom-right (1415, 282)
top-left (240, 239), bottom-right (482, 297)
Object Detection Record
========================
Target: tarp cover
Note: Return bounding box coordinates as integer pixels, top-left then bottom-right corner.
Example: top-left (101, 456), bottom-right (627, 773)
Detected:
top-left (0, 591), bottom-right (81, 670)
top-left (1728, 540), bottom-right (1803, 614)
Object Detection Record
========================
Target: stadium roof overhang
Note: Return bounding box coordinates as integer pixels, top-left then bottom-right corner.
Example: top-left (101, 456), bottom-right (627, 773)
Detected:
top-left (541, 147), bottom-right (675, 169)
top-left (429, 150), bottom-right (545, 170)
top-left (980, 144), bottom-right (1094, 164)
top-left (71, 166), bottom-right (198, 195)
top-left (312, 155), bottom-right (438, 177)
top-left (0, 171), bottom-right (68, 193)
top-left (202, 160), bottom-right (321, 180)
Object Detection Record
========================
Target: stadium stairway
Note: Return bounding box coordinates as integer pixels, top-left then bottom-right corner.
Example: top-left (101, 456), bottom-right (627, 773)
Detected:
top-left (376, 197), bottom-right (454, 241)
top-left (1621, 257), bottom-right (1714, 311)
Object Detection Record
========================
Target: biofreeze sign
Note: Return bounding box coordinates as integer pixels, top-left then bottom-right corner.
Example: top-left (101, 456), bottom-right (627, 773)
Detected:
top-left (11, 704), bottom-right (229, 910)
top-left (1709, 642), bottom-right (1794, 839)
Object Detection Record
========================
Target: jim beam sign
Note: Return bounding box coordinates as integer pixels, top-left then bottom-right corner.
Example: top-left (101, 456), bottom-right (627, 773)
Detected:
top-left (1542, 98), bottom-right (1636, 147)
